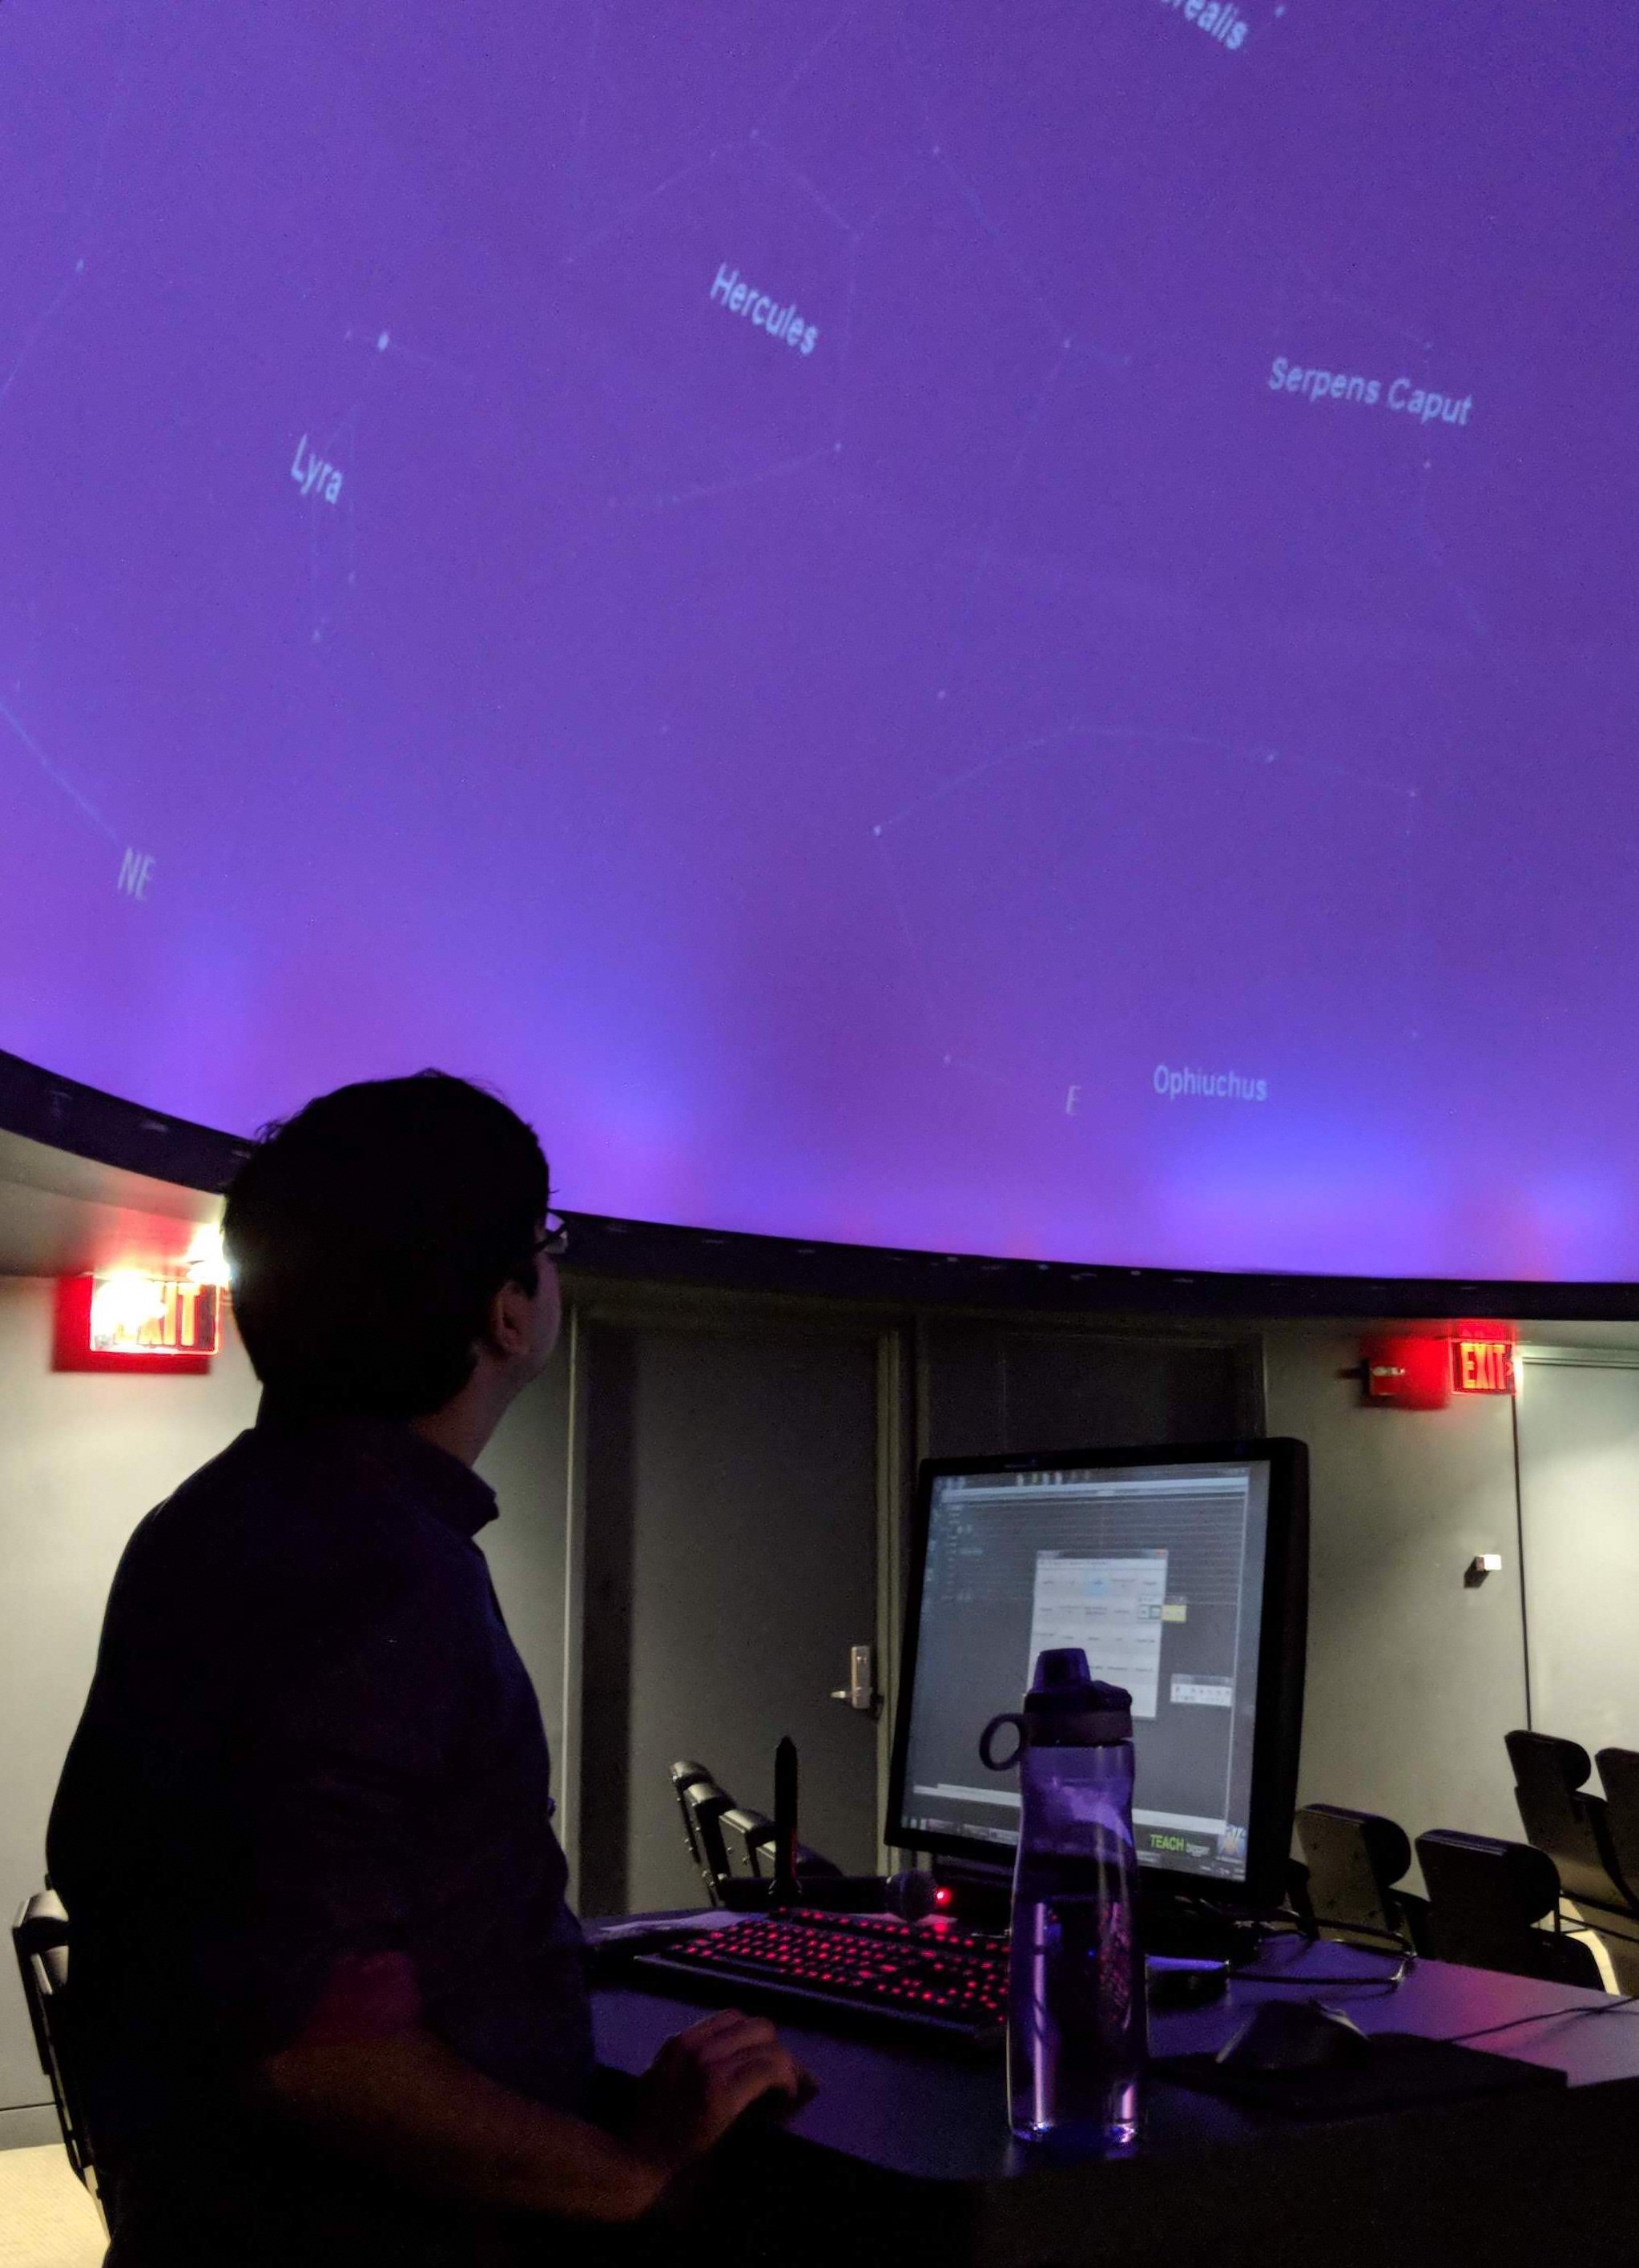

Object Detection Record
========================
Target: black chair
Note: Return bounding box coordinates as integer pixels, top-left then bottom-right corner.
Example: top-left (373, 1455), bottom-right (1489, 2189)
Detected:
top-left (1507, 1730), bottom-right (1639, 1989)
top-left (10, 1889), bottom-right (107, 2229)
top-left (1593, 1748), bottom-right (1639, 1889)
top-left (1295, 1804), bottom-right (1428, 1949)
top-left (668, 1760), bottom-right (843, 1904)
top-left (1507, 1730), bottom-right (1634, 1908)
top-left (1415, 1829), bottom-right (1604, 1988)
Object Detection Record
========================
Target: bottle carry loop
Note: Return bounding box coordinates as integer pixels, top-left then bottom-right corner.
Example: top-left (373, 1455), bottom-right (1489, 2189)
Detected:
top-left (979, 1712), bottom-right (1027, 1771)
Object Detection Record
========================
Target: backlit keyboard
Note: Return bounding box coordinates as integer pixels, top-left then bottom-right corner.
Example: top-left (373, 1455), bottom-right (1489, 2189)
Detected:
top-left (632, 1908), bottom-right (1009, 2046)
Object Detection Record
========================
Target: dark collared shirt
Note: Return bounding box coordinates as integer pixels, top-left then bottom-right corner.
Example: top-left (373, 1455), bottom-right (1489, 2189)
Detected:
top-left (46, 1409), bottom-right (592, 2265)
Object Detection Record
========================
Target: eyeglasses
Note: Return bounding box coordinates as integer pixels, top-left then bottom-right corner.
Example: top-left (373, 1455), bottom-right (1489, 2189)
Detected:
top-left (532, 1211), bottom-right (570, 1263)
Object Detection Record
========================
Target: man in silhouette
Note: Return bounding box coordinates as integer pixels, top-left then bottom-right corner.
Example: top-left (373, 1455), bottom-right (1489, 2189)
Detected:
top-left (49, 1072), bottom-right (805, 2264)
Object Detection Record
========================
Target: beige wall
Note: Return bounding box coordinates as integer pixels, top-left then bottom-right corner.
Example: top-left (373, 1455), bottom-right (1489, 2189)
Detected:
top-left (0, 1278), bottom-right (263, 2137)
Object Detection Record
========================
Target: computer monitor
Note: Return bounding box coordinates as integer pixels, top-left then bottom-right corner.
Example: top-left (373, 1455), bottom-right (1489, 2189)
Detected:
top-left (885, 1440), bottom-right (1308, 1913)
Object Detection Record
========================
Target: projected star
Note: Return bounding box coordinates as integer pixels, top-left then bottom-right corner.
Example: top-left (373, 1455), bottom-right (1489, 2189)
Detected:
top-left (0, 262), bottom-right (123, 847)
top-left (557, 6), bottom-right (1134, 523)
top-left (871, 719), bottom-right (1422, 1102)
top-left (1271, 260), bottom-right (1488, 636)
top-left (291, 324), bottom-right (482, 648)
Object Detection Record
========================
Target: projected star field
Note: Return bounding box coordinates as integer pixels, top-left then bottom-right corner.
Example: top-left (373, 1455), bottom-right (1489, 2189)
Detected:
top-left (1, 1), bottom-right (1635, 1279)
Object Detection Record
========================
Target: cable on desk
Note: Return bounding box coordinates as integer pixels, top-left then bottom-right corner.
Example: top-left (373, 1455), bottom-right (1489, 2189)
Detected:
top-left (1228, 1932), bottom-right (1416, 1994)
top-left (1446, 1993), bottom-right (1639, 2047)
top-left (1264, 1907), bottom-right (1411, 1951)
top-left (1218, 1902), bottom-right (1415, 1958)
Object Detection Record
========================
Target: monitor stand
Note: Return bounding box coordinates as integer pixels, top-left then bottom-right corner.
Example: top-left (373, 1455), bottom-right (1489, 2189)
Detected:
top-left (1138, 1888), bottom-right (1271, 1964)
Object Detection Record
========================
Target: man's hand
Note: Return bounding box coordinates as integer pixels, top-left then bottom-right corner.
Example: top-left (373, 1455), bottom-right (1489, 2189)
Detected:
top-left (259, 2008), bottom-right (813, 2225)
top-left (622, 2010), bottom-right (815, 2183)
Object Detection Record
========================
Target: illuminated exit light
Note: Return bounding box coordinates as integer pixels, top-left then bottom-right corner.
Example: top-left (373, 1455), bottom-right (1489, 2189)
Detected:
top-left (1452, 1339), bottom-right (1516, 1395)
top-left (53, 1271), bottom-right (221, 1373)
top-left (89, 1272), bottom-right (221, 1356)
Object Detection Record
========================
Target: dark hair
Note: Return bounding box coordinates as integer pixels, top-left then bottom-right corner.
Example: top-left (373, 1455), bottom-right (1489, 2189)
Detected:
top-left (223, 1071), bottom-right (549, 1420)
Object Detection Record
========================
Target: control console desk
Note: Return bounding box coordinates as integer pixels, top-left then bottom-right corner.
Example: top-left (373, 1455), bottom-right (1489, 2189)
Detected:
top-left (595, 1939), bottom-right (1639, 2267)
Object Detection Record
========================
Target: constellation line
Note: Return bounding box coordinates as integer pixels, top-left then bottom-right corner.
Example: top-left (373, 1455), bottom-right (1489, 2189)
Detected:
top-left (0, 695), bottom-right (120, 844)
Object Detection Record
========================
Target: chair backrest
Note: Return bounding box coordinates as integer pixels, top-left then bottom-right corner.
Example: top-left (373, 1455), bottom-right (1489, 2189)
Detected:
top-left (1415, 1829), bottom-right (1603, 1988)
top-left (669, 1762), bottom-right (735, 1903)
top-left (670, 1760), bottom-right (710, 1872)
top-left (1593, 1749), bottom-right (1639, 1893)
top-left (1506, 1729), bottom-right (1635, 1912)
top-left (10, 1891), bottom-right (104, 2222)
top-left (1295, 1804), bottom-right (1416, 1940)
top-left (720, 1807), bottom-right (776, 1879)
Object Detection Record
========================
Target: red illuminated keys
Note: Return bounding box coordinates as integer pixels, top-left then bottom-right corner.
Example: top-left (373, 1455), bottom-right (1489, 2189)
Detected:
top-left (657, 1915), bottom-right (1008, 2028)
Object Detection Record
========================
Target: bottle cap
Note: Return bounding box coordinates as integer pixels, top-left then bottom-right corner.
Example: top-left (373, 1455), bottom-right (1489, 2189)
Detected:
top-left (979, 1649), bottom-right (1134, 1765)
top-left (1023, 1649), bottom-right (1134, 1741)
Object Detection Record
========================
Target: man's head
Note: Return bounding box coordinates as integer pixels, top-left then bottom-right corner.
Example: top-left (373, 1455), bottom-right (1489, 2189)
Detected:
top-left (224, 1071), bottom-right (558, 1427)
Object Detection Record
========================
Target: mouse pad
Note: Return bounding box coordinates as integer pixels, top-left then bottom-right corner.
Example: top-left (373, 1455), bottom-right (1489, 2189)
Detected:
top-left (1156, 2032), bottom-right (1567, 2121)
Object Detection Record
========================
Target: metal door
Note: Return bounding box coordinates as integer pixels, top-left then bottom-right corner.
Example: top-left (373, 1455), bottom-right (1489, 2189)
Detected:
top-left (575, 1317), bottom-right (883, 1914)
top-left (1517, 1355), bottom-right (1639, 1754)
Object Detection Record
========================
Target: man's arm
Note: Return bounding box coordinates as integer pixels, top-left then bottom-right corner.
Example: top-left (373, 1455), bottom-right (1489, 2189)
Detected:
top-left (246, 1553), bottom-right (809, 2219)
top-left (260, 2007), bottom-right (807, 2224)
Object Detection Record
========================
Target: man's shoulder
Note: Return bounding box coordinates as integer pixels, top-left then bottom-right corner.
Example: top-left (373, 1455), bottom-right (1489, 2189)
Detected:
top-left (150, 1428), bottom-right (263, 1517)
top-left (127, 1425), bottom-right (482, 1603)
top-left (118, 1430), bottom-right (262, 1567)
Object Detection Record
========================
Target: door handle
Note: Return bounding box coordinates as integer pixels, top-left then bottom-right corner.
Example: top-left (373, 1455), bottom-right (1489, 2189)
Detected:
top-left (828, 1643), bottom-right (883, 1719)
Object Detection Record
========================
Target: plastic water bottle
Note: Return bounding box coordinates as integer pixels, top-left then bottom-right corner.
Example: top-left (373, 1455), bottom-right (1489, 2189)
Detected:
top-left (981, 1649), bottom-right (1146, 2149)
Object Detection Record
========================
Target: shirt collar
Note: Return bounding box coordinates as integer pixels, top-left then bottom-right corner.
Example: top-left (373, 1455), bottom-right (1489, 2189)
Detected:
top-left (254, 1400), bottom-right (499, 1541)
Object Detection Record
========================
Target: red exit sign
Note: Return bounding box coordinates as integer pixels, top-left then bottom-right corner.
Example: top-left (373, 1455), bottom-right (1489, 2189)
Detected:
top-left (1452, 1339), bottom-right (1516, 1395)
top-left (54, 1273), bottom-right (221, 1374)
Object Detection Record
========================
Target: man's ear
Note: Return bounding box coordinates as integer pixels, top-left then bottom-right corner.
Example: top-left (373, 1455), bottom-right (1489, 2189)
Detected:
top-left (485, 1279), bottom-right (534, 1359)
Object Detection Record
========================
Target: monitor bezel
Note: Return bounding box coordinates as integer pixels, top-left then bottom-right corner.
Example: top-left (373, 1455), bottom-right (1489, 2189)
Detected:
top-left (884, 1437), bottom-right (1310, 1914)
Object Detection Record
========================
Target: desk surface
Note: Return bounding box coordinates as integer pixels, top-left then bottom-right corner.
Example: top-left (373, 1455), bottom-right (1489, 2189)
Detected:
top-left (597, 1936), bottom-right (1633, 2181)
top-left (594, 1936), bottom-right (1639, 2266)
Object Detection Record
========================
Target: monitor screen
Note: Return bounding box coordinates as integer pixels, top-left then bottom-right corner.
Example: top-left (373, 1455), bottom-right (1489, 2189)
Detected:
top-left (892, 1450), bottom-right (1299, 1888)
top-left (2, 5), bottom-right (1636, 1280)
